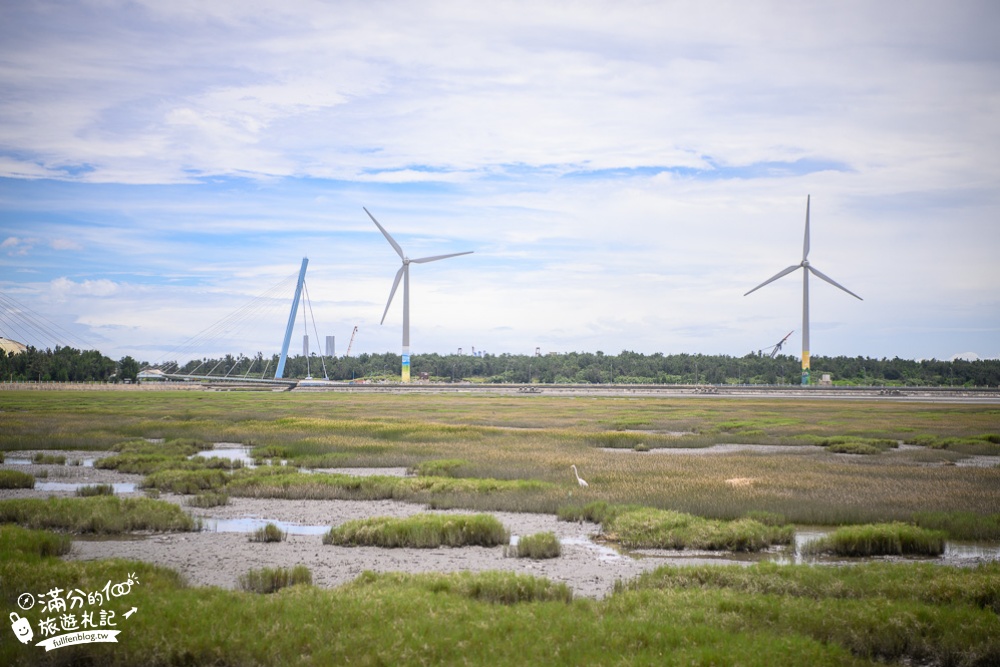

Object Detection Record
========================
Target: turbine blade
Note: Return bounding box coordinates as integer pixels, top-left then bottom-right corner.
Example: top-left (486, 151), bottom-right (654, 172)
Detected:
top-left (381, 265), bottom-right (405, 324)
top-left (802, 195), bottom-right (811, 262)
top-left (807, 265), bottom-right (863, 300)
top-left (364, 207), bottom-right (405, 260)
top-left (744, 265), bottom-right (801, 296)
top-left (410, 251), bottom-right (474, 264)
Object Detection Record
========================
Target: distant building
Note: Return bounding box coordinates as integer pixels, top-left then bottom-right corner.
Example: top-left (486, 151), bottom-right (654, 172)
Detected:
top-left (0, 337), bottom-right (27, 355)
top-left (138, 369), bottom-right (167, 383)
top-left (325, 336), bottom-right (335, 357)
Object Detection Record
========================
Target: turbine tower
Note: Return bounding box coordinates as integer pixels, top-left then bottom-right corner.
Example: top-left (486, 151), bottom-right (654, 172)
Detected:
top-left (365, 207), bottom-right (473, 383)
top-left (744, 196), bottom-right (862, 385)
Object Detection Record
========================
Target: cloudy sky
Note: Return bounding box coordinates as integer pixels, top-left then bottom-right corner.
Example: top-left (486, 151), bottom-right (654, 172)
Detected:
top-left (1, 0), bottom-right (998, 365)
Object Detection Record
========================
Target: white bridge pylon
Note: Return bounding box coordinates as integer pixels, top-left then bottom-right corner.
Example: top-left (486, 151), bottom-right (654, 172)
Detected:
top-left (275, 257), bottom-right (308, 380)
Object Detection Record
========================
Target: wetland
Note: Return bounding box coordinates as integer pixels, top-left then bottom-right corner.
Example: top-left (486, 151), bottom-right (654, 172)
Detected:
top-left (1, 389), bottom-right (998, 665)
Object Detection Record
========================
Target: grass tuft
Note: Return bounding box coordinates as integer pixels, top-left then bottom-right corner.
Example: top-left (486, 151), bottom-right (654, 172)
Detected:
top-left (76, 483), bottom-right (115, 497)
top-left (324, 513), bottom-right (509, 548)
top-left (0, 496), bottom-right (197, 533)
top-left (605, 506), bottom-right (793, 551)
top-left (348, 570), bottom-right (573, 604)
top-left (412, 458), bottom-right (468, 477)
top-left (0, 524), bottom-right (72, 558)
top-left (911, 511), bottom-right (1000, 541)
top-left (32, 452), bottom-right (67, 464)
top-left (237, 565), bottom-right (311, 593)
top-left (510, 532), bottom-right (561, 559)
top-left (187, 491), bottom-right (230, 508)
top-left (804, 523), bottom-right (946, 557)
top-left (0, 469), bottom-right (35, 489)
top-left (249, 522), bottom-right (286, 543)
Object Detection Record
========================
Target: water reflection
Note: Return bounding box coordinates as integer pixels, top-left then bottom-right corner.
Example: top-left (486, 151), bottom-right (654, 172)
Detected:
top-left (34, 482), bottom-right (137, 493)
top-left (199, 517), bottom-right (329, 536)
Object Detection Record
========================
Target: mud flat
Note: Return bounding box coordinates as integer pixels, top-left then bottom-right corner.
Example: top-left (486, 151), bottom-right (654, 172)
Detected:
top-left (67, 495), bottom-right (667, 599)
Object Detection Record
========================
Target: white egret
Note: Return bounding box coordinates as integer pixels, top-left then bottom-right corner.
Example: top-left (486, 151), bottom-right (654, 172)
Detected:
top-left (571, 465), bottom-right (588, 488)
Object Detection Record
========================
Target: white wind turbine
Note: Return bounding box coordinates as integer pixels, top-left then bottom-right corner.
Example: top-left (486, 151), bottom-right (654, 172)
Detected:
top-left (744, 196), bottom-right (862, 385)
top-left (365, 207), bottom-right (473, 383)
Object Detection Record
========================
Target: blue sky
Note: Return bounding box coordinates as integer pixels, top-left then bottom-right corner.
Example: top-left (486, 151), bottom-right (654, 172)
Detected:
top-left (1, 0), bottom-right (998, 364)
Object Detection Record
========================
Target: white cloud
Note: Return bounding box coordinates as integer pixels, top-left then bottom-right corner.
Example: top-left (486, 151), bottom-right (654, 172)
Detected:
top-left (0, 1), bottom-right (997, 362)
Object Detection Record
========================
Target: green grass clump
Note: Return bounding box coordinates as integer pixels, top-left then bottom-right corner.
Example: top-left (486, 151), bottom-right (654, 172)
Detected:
top-left (617, 561), bottom-right (1000, 665)
top-left (348, 570), bottom-right (574, 605)
top-left (804, 523), bottom-right (946, 557)
top-left (142, 468), bottom-right (231, 494)
top-left (557, 500), bottom-right (628, 524)
top-left (187, 491), bottom-right (230, 508)
top-left (0, 524), bottom-right (72, 558)
top-left (511, 532), bottom-right (561, 559)
top-left (238, 565), bottom-right (311, 593)
top-left (587, 431), bottom-right (683, 449)
top-left (0, 496), bottom-right (197, 533)
top-left (76, 483), bottom-right (115, 497)
top-left (911, 511), bottom-right (1000, 541)
top-left (249, 522), bottom-right (286, 543)
top-left (32, 452), bottom-right (67, 464)
top-left (223, 469), bottom-right (553, 508)
top-left (0, 469), bottom-right (35, 489)
top-left (606, 507), bottom-right (794, 552)
top-left (324, 513), bottom-right (509, 548)
top-left (907, 434), bottom-right (1000, 456)
top-left (744, 510), bottom-right (789, 526)
top-left (826, 442), bottom-right (883, 455)
top-left (413, 458), bottom-right (469, 477)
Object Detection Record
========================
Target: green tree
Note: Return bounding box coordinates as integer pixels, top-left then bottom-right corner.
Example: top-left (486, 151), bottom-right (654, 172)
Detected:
top-left (118, 355), bottom-right (140, 383)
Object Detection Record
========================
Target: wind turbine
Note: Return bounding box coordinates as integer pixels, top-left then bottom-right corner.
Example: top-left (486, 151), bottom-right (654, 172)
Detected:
top-left (744, 196), bottom-right (862, 385)
top-left (365, 207), bottom-right (473, 383)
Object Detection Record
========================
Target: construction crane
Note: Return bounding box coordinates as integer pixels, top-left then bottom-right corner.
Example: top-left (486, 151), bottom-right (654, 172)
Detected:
top-left (761, 330), bottom-right (794, 358)
top-left (345, 326), bottom-right (358, 357)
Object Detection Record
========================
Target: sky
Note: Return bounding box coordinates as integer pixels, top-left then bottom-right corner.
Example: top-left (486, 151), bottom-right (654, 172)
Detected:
top-left (1, 0), bottom-right (998, 365)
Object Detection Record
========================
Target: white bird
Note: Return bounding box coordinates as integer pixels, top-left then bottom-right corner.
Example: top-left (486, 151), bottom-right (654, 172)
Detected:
top-left (571, 464), bottom-right (589, 488)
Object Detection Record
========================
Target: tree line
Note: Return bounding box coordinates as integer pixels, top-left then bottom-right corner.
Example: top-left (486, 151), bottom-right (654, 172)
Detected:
top-left (170, 350), bottom-right (999, 387)
top-left (3, 346), bottom-right (998, 387)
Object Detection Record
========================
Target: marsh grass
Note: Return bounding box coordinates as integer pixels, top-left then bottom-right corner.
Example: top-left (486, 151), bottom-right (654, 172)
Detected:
top-left (2, 528), bottom-right (998, 666)
top-left (604, 507), bottom-right (794, 551)
top-left (617, 561), bottom-right (1000, 665)
top-left (826, 442), bottom-right (883, 455)
top-left (223, 470), bottom-right (554, 508)
top-left (413, 458), bottom-right (469, 477)
top-left (142, 468), bottom-right (232, 493)
top-left (187, 491), bottom-right (230, 508)
top-left (32, 452), bottom-right (67, 464)
top-left (744, 510), bottom-right (789, 526)
top-left (804, 523), bottom-right (946, 557)
top-left (4, 391), bottom-right (999, 528)
top-left (237, 565), bottom-right (311, 593)
top-left (348, 570), bottom-right (573, 604)
top-left (510, 532), bottom-right (561, 559)
top-left (76, 483), bottom-right (114, 496)
top-left (911, 511), bottom-right (1000, 541)
top-left (908, 434), bottom-right (1000, 456)
top-left (97, 438), bottom-right (241, 475)
top-left (249, 522), bottom-right (286, 543)
top-left (0, 496), bottom-right (197, 533)
top-left (324, 513), bottom-right (509, 548)
top-left (0, 469), bottom-right (34, 489)
top-left (0, 524), bottom-right (72, 558)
